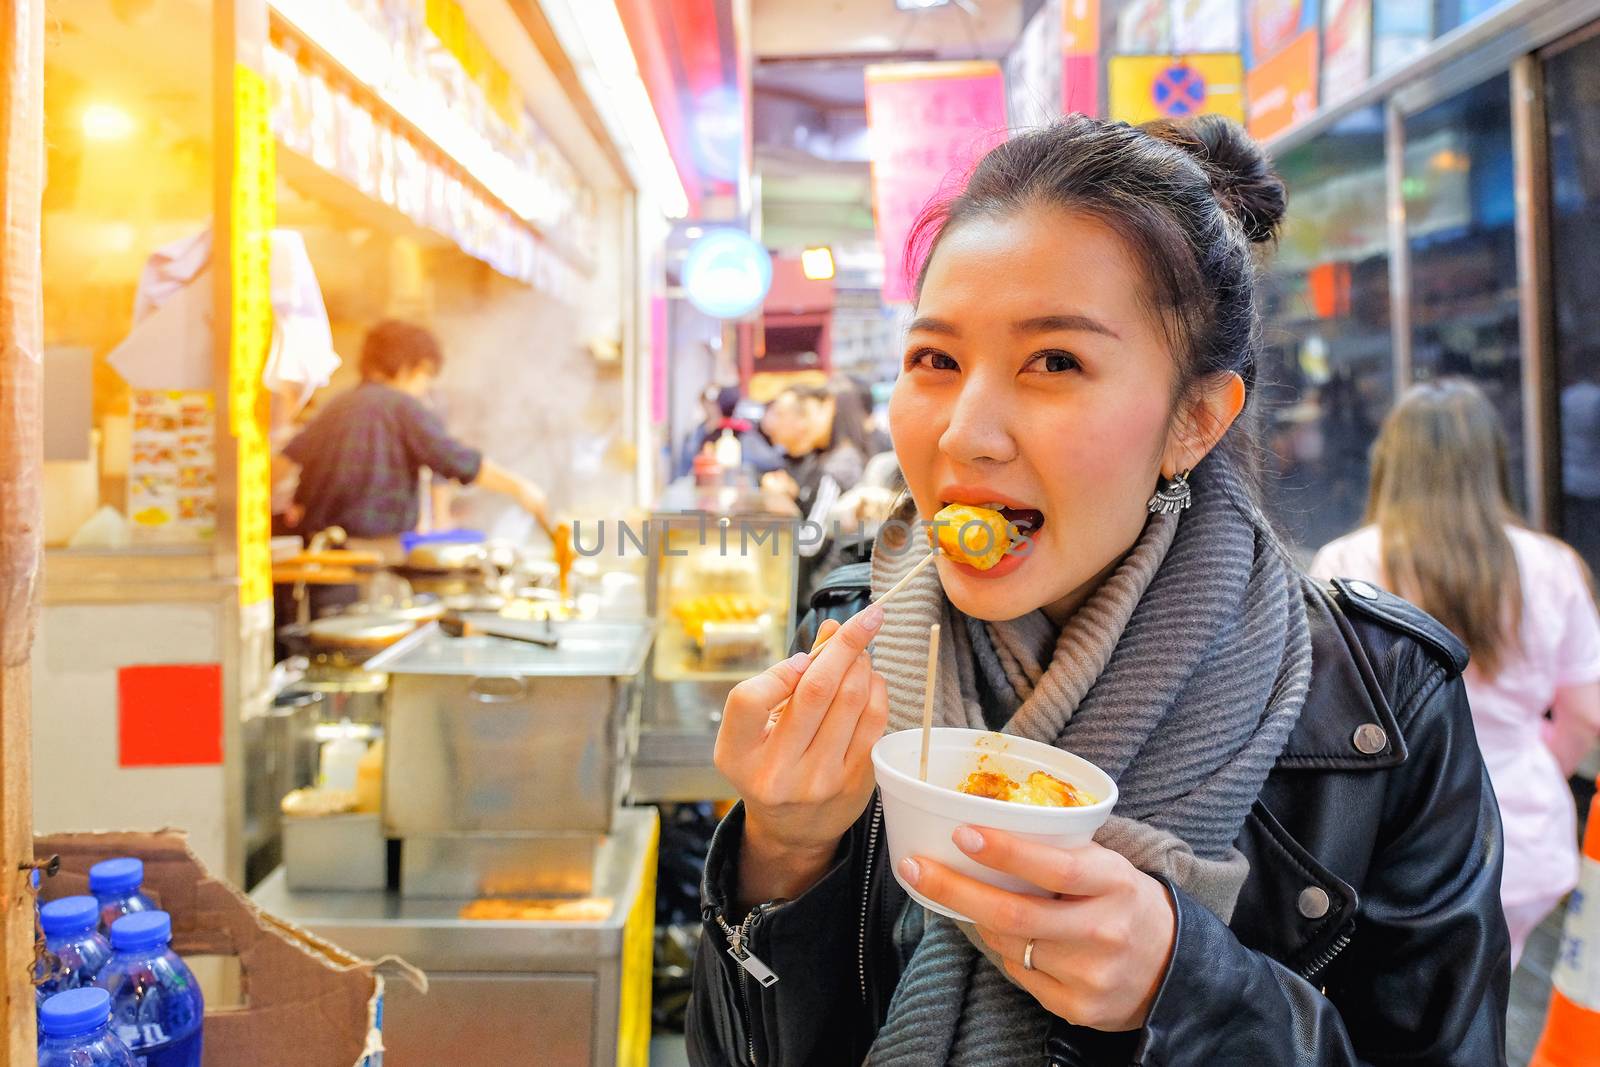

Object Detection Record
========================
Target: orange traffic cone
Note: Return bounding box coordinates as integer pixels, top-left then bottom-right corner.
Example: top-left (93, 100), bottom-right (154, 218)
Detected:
top-left (1530, 777), bottom-right (1600, 1066)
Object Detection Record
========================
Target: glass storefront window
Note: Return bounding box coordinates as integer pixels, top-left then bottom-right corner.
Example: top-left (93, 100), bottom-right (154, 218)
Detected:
top-left (1547, 31), bottom-right (1600, 573)
top-left (1403, 75), bottom-right (1526, 511)
top-left (1435, 0), bottom-right (1512, 37)
top-left (1258, 107), bottom-right (1393, 554)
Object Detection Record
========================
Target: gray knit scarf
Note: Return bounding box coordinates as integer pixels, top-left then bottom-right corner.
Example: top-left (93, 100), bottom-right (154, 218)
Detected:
top-left (865, 455), bottom-right (1313, 1066)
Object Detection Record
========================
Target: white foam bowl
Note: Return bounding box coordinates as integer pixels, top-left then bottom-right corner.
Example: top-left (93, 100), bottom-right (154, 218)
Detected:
top-left (871, 727), bottom-right (1117, 921)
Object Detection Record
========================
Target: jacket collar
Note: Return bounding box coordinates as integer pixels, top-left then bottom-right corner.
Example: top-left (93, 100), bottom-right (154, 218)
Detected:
top-left (1274, 584), bottom-right (1408, 771)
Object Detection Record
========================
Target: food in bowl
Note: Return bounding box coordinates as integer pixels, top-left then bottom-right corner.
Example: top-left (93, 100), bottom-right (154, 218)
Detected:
top-left (957, 768), bottom-right (1095, 808)
top-left (872, 727), bottom-right (1118, 921)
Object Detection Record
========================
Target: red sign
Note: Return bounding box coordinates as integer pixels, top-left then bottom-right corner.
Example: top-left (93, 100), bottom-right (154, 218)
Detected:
top-left (865, 62), bottom-right (1008, 304)
top-left (118, 664), bottom-right (223, 768)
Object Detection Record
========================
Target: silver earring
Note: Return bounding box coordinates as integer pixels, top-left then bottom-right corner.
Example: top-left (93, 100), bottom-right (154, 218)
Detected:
top-left (1147, 470), bottom-right (1192, 515)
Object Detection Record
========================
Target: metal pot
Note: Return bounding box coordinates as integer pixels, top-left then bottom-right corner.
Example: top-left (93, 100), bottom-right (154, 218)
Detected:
top-left (406, 541), bottom-right (489, 571)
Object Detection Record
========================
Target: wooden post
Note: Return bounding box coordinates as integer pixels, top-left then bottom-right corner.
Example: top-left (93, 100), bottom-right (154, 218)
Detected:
top-left (0, 1), bottom-right (45, 1062)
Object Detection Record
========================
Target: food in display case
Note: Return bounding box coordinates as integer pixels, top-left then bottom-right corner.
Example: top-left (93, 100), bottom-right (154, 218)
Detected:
top-left (458, 897), bottom-right (614, 923)
top-left (670, 594), bottom-right (772, 672)
top-left (651, 521), bottom-right (796, 680)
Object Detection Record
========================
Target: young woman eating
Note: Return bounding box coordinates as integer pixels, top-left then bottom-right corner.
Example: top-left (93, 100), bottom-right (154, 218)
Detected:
top-left (687, 115), bottom-right (1510, 1066)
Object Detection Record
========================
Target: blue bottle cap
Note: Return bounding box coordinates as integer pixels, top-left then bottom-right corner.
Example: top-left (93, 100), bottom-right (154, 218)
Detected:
top-left (109, 910), bottom-right (171, 953)
top-left (88, 857), bottom-right (144, 895)
top-left (39, 896), bottom-right (100, 938)
top-left (38, 987), bottom-right (112, 1036)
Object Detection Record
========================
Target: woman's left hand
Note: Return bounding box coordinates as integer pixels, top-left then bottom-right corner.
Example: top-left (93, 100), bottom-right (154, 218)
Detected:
top-left (900, 828), bottom-right (1177, 1032)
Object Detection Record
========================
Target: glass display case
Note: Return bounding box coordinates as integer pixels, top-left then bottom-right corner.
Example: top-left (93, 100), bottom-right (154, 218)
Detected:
top-left (635, 493), bottom-right (799, 801)
top-left (648, 511), bottom-right (798, 683)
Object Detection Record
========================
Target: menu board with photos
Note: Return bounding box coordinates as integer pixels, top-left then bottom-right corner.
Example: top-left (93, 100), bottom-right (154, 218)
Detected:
top-left (129, 390), bottom-right (218, 540)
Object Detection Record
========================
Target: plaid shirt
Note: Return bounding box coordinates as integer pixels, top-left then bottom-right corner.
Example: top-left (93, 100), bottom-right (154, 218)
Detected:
top-left (285, 382), bottom-right (482, 538)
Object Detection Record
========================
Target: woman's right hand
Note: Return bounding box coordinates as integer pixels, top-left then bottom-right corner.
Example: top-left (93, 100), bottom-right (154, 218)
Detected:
top-left (715, 605), bottom-right (888, 904)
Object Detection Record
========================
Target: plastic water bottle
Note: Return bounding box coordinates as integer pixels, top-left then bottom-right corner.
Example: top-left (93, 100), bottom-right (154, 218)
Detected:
top-left (97, 912), bottom-right (203, 1067)
top-left (89, 858), bottom-right (155, 933)
top-left (36, 896), bottom-right (113, 1003)
top-left (38, 987), bottom-right (136, 1067)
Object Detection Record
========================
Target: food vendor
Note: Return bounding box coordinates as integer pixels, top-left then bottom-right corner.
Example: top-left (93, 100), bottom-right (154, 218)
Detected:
top-left (277, 319), bottom-right (552, 556)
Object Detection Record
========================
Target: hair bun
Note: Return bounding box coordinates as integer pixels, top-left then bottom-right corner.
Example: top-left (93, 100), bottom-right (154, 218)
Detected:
top-left (1171, 115), bottom-right (1287, 244)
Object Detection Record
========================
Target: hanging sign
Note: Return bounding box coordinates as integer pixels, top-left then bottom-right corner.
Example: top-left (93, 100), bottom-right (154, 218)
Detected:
top-left (1108, 54), bottom-right (1244, 125)
top-left (1244, 0), bottom-right (1321, 68)
top-left (865, 61), bottom-right (1008, 304)
top-left (1246, 29), bottom-right (1320, 140)
top-left (1062, 0), bottom-right (1101, 116)
top-left (1322, 0), bottom-right (1372, 109)
top-left (682, 229), bottom-right (772, 320)
top-left (1173, 0), bottom-right (1242, 53)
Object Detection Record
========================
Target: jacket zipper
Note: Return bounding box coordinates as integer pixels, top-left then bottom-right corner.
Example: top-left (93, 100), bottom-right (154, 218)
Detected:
top-left (1298, 929), bottom-right (1353, 981)
top-left (857, 797), bottom-right (883, 1006)
top-left (716, 904), bottom-right (779, 1066)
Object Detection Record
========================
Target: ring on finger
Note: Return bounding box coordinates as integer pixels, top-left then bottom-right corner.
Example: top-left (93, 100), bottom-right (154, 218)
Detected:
top-left (1022, 937), bottom-right (1037, 972)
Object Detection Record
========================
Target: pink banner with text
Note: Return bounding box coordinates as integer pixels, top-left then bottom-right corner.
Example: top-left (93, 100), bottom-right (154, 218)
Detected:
top-left (1062, 0), bottom-right (1100, 116)
top-left (650, 295), bottom-right (667, 425)
top-left (865, 62), bottom-right (1008, 304)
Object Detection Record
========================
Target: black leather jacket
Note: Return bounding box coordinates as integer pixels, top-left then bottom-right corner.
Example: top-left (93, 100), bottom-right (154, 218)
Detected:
top-left (687, 566), bottom-right (1512, 1066)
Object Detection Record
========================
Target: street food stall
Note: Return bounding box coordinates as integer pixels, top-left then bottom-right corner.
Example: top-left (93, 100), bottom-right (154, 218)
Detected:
top-left (32, 0), bottom-right (648, 893)
top-left (253, 617), bottom-right (657, 1066)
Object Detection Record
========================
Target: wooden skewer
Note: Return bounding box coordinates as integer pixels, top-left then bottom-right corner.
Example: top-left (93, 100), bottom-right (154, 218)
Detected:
top-left (768, 550), bottom-right (942, 727)
top-left (806, 550), bottom-right (940, 656)
top-left (919, 623), bottom-right (940, 782)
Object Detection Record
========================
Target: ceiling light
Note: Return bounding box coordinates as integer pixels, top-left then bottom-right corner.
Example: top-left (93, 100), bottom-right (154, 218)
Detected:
top-left (81, 103), bottom-right (137, 141)
top-left (801, 246), bottom-right (835, 281)
top-left (895, 0), bottom-right (952, 9)
top-left (540, 0), bottom-right (690, 219)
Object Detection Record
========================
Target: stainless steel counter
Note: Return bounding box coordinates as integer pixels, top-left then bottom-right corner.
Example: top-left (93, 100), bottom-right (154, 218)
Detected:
top-left (368, 618), bottom-right (653, 881)
top-left (251, 807), bottom-right (658, 1066)
top-left (365, 617), bottom-right (653, 678)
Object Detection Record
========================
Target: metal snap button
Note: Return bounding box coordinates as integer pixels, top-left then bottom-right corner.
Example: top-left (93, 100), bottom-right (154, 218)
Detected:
top-left (1348, 580), bottom-right (1380, 600)
top-left (1298, 886), bottom-right (1331, 920)
top-left (1353, 723), bottom-right (1388, 754)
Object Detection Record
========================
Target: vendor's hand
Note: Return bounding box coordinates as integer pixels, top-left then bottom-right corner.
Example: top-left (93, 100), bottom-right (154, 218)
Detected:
top-left (715, 608), bottom-right (888, 904)
top-left (761, 469), bottom-right (799, 499)
top-left (900, 830), bottom-right (1177, 1032)
top-left (518, 481), bottom-right (551, 532)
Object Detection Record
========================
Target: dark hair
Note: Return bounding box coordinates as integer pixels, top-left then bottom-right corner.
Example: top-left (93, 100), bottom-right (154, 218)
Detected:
top-left (909, 113), bottom-right (1286, 428)
top-left (827, 382), bottom-right (871, 456)
top-left (715, 386), bottom-right (741, 420)
top-left (360, 320), bottom-right (444, 381)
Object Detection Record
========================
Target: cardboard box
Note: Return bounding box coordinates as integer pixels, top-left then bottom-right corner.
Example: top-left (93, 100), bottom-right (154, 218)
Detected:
top-left (36, 830), bottom-right (385, 1067)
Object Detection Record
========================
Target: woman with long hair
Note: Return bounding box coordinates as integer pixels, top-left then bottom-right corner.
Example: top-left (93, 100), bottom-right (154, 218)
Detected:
top-left (687, 114), bottom-right (1507, 1066)
top-left (1313, 379), bottom-right (1600, 967)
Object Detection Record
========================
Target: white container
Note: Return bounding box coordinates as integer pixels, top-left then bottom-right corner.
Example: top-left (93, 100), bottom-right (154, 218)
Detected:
top-left (318, 726), bottom-right (368, 792)
top-left (871, 727), bottom-right (1117, 922)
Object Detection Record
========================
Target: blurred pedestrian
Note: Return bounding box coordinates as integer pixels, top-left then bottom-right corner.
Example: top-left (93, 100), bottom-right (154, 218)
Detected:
top-left (1560, 349), bottom-right (1600, 568)
top-left (1312, 379), bottom-right (1600, 968)
top-left (759, 384), bottom-right (865, 522)
top-left (674, 383), bottom-right (783, 479)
